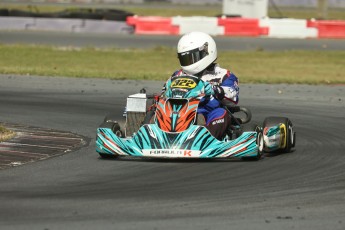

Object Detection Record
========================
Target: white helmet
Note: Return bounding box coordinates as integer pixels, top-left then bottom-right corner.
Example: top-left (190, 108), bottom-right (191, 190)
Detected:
top-left (177, 31), bottom-right (217, 75)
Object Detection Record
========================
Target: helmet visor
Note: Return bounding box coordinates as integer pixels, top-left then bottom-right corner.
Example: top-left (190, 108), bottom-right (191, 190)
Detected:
top-left (178, 44), bottom-right (209, 67)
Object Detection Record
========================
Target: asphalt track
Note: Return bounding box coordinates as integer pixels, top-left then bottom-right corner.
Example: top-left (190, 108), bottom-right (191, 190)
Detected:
top-left (1, 30), bottom-right (345, 50)
top-left (1, 32), bottom-right (345, 229)
top-left (0, 73), bottom-right (344, 229)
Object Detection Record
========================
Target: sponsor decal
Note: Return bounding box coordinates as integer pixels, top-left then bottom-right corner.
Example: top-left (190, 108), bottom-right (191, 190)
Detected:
top-left (264, 124), bottom-right (286, 149)
top-left (172, 88), bottom-right (188, 93)
top-left (212, 118), bottom-right (224, 125)
top-left (263, 127), bottom-right (281, 149)
top-left (142, 149), bottom-right (201, 157)
top-left (184, 150), bottom-right (192, 156)
top-left (264, 135), bottom-right (280, 149)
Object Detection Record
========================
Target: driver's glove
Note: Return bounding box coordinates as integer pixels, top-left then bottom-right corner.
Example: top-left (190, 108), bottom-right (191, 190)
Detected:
top-left (212, 85), bottom-right (225, 100)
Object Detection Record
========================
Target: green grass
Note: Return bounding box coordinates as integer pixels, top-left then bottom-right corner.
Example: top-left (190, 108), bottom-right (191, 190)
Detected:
top-left (0, 44), bottom-right (344, 84)
top-left (0, 126), bottom-right (7, 133)
top-left (1, 3), bottom-right (345, 20)
top-left (124, 6), bottom-right (345, 20)
top-left (267, 7), bottom-right (345, 20)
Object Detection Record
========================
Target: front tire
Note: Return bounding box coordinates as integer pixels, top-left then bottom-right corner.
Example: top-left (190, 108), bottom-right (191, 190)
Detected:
top-left (242, 124), bottom-right (263, 161)
top-left (263, 117), bottom-right (295, 153)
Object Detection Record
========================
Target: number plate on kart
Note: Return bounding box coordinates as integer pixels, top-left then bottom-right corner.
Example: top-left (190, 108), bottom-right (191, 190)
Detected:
top-left (171, 78), bottom-right (197, 89)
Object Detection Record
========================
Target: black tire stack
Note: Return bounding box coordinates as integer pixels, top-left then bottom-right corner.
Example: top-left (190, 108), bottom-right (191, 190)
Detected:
top-left (0, 8), bottom-right (134, 21)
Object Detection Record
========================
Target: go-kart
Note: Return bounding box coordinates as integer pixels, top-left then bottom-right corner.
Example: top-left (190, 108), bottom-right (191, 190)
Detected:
top-left (96, 75), bottom-right (295, 160)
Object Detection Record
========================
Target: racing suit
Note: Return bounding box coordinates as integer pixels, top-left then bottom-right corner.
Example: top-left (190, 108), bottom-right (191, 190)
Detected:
top-left (168, 63), bottom-right (239, 140)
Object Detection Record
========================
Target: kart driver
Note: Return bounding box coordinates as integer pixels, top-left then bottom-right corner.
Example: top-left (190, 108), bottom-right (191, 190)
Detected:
top-left (163, 31), bottom-right (239, 140)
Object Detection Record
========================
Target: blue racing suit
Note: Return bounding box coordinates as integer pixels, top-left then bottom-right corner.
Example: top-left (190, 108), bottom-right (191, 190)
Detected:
top-left (169, 64), bottom-right (239, 140)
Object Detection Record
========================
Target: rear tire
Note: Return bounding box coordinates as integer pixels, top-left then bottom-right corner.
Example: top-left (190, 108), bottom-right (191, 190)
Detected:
top-left (102, 114), bottom-right (125, 137)
top-left (263, 117), bottom-right (295, 153)
top-left (142, 110), bottom-right (155, 125)
top-left (239, 107), bottom-right (252, 124)
top-left (99, 121), bottom-right (124, 138)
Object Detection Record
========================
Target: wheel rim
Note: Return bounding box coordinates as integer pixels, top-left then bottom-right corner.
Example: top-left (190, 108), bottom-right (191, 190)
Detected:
top-left (115, 130), bottom-right (122, 137)
top-left (289, 125), bottom-right (294, 146)
top-left (257, 132), bottom-right (264, 153)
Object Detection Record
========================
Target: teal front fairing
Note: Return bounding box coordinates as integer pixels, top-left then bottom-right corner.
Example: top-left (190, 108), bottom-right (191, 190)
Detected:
top-left (96, 124), bottom-right (259, 158)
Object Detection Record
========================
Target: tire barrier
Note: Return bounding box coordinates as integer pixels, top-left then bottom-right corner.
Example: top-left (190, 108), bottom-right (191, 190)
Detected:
top-left (0, 9), bottom-right (9, 16)
top-left (0, 8), bottom-right (134, 21)
top-left (7, 9), bottom-right (38, 17)
top-left (307, 20), bottom-right (345, 39)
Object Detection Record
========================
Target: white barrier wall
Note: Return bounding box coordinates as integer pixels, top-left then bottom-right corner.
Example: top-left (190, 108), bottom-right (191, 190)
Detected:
top-left (0, 17), bottom-right (133, 34)
top-left (0, 17), bottom-right (34, 30)
top-left (172, 16), bottom-right (224, 36)
top-left (260, 18), bottom-right (318, 38)
top-left (33, 18), bottom-right (84, 32)
top-left (74, 20), bottom-right (133, 34)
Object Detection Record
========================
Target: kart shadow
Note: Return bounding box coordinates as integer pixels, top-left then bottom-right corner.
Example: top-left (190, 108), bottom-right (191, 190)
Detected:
top-left (264, 149), bottom-right (296, 158)
top-left (98, 150), bottom-right (296, 162)
top-left (98, 156), bottom-right (255, 163)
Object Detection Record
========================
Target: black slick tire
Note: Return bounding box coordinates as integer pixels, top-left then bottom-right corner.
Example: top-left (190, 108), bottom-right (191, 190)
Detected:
top-left (263, 117), bottom-right (295, 153)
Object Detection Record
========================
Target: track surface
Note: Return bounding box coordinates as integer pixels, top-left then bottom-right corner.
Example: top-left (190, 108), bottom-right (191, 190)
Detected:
top-left (0, 75), bottom-right (344, 229)
top-left (1, 30), bottom-right (345, 50)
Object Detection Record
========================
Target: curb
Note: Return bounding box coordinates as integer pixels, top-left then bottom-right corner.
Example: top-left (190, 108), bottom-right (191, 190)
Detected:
top-left (0, 122), bottom-right (89, 170)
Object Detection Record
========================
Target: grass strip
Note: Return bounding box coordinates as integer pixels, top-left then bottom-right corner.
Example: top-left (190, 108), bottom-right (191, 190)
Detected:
top-left (1, 3), bottom-right (345, 19)
top-left (0, 44), bottom-right (344, 84)
top-left (0, 125), bottom-right (15, 142)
